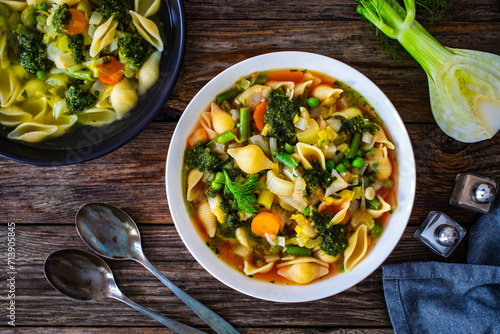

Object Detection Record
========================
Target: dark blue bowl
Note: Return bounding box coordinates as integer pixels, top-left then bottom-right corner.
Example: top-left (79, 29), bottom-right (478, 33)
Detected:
top-left (0, 0), bottom-right (186, 165)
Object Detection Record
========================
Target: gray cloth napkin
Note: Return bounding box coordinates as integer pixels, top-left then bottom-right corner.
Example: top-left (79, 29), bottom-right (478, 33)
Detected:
top-left (383, 201), bottom-right (500, 334)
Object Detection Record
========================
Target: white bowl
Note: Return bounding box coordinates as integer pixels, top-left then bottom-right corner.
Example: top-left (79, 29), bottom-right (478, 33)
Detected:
top-left (166, 51), bottom-right (416, 302)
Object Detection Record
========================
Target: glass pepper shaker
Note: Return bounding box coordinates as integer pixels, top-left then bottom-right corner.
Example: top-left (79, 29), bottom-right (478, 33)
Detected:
top-left (450, 173), bottom-right (498, 214)
top-left (414, 211), bottom-right (466, 258)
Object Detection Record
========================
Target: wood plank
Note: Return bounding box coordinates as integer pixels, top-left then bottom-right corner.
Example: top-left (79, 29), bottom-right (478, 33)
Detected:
top-left (1, 123), bottom-right (498, 226)
top-left (159, 21), bottom-right (500, 123)
top-left (0, 224), bottom-right (467, 328)
top-left (181, 0), bottom-right (500, 22)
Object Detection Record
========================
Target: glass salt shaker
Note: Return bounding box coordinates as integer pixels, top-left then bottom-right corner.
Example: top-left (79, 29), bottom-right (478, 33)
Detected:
top-left (414, 211), bottom-right (466, 258)
top-left (450, 173), bottom-right (498, 214)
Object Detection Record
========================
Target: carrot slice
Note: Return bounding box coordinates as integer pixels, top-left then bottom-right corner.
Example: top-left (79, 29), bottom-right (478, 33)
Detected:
top-left (266, 69), bottom-right (305, 83)
top-left (67, 9), bottom-right (87, 35)
top-left (252, 101), bottom-right (267, 131)
top-left (97, 56), bottom-right (124, 84)
top-left (251, 212), bottom-right (281, 239)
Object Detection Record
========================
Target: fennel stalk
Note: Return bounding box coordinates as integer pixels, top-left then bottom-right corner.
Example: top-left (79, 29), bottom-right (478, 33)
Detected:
top-left (357, 0), bottom-right (500, 143)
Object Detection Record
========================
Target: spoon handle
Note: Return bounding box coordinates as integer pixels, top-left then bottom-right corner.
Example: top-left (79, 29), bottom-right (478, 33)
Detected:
top-left (112, 293), bottom-right (206, 334)
top-left (140, 258), bottom-right (239, 334)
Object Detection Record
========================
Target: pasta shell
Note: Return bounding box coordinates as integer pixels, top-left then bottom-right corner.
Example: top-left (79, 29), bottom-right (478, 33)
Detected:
top-left (89, 17), bottom-right (118, 57)
top-left (0, 68), bottom-right (21, 107)
top-left (266, 170), bottom-right (294, 196)
top-left (277, 262), bottom-right (329, 284)
top-left (324, 168), bottom-right (349, 197)
top-left (186, 168), bottom-right (203, 202)
top-left (198, 201), bottom-right (216, 238)
top-left (276, 256), bottom-right (329, 268)
top-left (367, 194), bottom-right (391, 219)
top-left (53, 0), bottom-right (81, 6)
top-left (350, 210), bottom-right (375, 230)
top-left (210, 102), bottom-right (236, 134)
top-left (135, 0), bottom-right (160, 17)
top-left (236, 85), bottom-right (271, 108)
top-left (233, 244), bottom-right (253, 259)
top-left (331, 107), bottom-right (362, 119)
top-left (207, 195), bottom-right (227, 223)
top-left (0, 34), bottom-right (8, 69)
top-left (0, 106), bottom-right (33, 126)
top-left (343, 225), bottom-right (369, 272)
top-left (187, 127), bottom-right (208, 147)
top-left (311, 84), bottom-right (342, 102)
top-left (366, 145), bottom-right (392, 181)
top-left (95, 84), bottom-right (113, 109)
top-left (296, 142), bottom-right (326, 169)
top-left (77, 108), bottom-right (117, 126)
top-left (227, 145), bottom-right (273, 174)
top-left (371, 128), bottom-right (395, 150)
top-left (7, 122), bottom-right (58, 143)
top-left (314, 250), bottom-right (340, 264)
top-left (266, 81), bottom-right (294, 98)
top-left (243, 260), bottom-right (275, 275)
top-left (293, 80), bottom-right (313, 98)
top-left (130, 10), bottom-right (163, 51)
top-left (110, 77), bottom-right (138, 119)
top-left (296, 118), bottom-right (320, 144)
top-left (21, 79), bottom-right (46, 100)
top-left (22, 98), bottom-right (48, 118)
top-left (138, 51), bottom-right (161, 95)
top-left (0, 0), bottom-right (28, 10)
top-left (278, 194), bottom-right (307, 212)
top-left (200, 111), bottom-right (217, 140)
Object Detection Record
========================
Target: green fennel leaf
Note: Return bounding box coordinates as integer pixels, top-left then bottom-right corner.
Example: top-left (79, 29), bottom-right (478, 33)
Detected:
top-left (223, 171), bottom-right (262, 215)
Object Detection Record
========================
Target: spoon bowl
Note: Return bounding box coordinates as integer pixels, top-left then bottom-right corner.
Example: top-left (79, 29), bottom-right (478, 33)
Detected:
top-left (44, 249), bottom-right (115, 301)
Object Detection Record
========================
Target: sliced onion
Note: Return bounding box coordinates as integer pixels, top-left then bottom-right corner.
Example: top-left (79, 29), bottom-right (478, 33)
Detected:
top-left (294, 117), bottom-right (308, 131)
top-left (248, 134), bottom-right (270, 156)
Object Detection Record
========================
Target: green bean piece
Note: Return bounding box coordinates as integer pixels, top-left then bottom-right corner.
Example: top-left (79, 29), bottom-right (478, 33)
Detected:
top-left (272, 150), bottom-right (298, 169)
top-left (371, 223), bottom-right (382, 239)
top-left (352, 157), bottom-right (364, 168)
top-left (215, 89), bottom-right (238, 104)
top-left (335, 163), bottom-right (346, 173)
top-left (38, 2), bottom-right (49, 11)
top-left (207, 130), bottom-right (236, 146)
top-left (367, 198), bottom-right (382, 210)
top-left (239, 106), bottom-right (252, 142)
top-left (326, 160), bottom-right (334, 172)
top-left (307, 97), bottom-right (320, 108)
top-left (285, 246), bottom-right (312, 257)
top-left (36, 70), bottom-right (47, 79)
top-left (284, 143), bottom-right (295, 154)
top-left (221, 100), bottom-right (232, 112)
top-left (346, 132), bottom-right (362, 159)
top-left (383, 179), bottom-right (394, 189)
top-left (65, 70), bottom-right (94, 81)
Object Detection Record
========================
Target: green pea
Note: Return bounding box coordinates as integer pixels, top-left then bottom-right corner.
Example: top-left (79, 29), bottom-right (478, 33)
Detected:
top-left (356, 149), bottom-right (364, 157)
top-left (307, 97), bottom-right (320, 108)
top-left (38, 2), bottom-right (49, 11)
top-left (335, 163), bottom-right (346, 173)
top-left (326, 160), bottom-right (334, 172)
top-left (211, 181), bottom-right (223, 191)
top-left (352, 157), bottom-right (364, 168)
top-left (36, 70), bottom-right (47, 79)
top-left (371, 223), bottom-right (382, 239)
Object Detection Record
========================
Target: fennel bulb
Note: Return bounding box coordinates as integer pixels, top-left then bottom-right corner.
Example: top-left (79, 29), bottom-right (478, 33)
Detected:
top-left (357, 0), bottom-right (500, 143)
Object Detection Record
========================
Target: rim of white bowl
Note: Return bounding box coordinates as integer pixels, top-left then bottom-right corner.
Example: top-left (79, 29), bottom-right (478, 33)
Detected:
top-left (166, 51), bottom-right (416, 302)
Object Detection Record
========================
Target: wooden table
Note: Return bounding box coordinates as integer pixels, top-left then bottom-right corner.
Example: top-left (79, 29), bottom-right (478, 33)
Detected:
top-left (1, 0), bottom-right (499, 333)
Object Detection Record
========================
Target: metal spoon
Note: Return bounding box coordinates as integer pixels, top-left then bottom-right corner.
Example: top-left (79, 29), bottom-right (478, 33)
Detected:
top-left (44, 249), bottom-right (204, 334)
top-left (75, 202), bottom-right (239, 334)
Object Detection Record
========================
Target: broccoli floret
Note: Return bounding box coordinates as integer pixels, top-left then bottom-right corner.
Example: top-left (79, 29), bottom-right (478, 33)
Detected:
top-left (184, 142), bottom-right (225, 173)
top-left (16, 32), bottom-right (52, 74)
top-left (98, 0), bottom-right (131, 26)
top-left (311, 211), bottom-right (349, 256)
top-left (118, 34), bottom-right (154, 69)
top-left (65, 81), bottom-right (98, 114)
top-left (303, 160), bottom-right (336, 191)
top-left (219, 211), bottom-right (242, 238)
top-left (340, 115), bottom-right (379, 135)
top-left (52, 4), bottom-right (71, 34)
top-left (265, 90), bottom-right (300, 143)
top-left (67, 34), bottom-right (85, 64)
